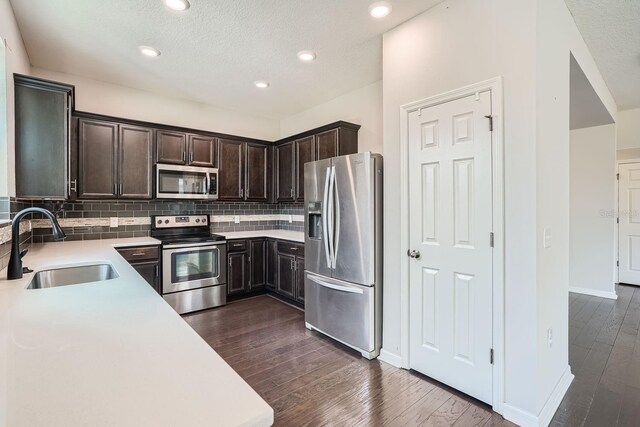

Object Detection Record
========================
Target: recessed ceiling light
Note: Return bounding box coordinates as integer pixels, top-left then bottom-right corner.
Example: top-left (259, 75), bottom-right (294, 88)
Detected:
top-left (139, 46), bottom-right (161, 57)
top-left (254, 81), bottom-right (270, 89)
top-left (297, 50), bottom-right (317, 62)
top-left (165, 0), bottom-right (190, 11)
top-left (369, 1), bottom-right (392, 18)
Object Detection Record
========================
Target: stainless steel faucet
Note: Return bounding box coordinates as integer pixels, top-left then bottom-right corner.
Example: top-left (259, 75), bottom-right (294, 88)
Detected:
top-left (7, 208), bottom-right (66, 280)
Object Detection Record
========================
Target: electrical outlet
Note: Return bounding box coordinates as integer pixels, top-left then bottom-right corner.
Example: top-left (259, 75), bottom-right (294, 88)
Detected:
top-left (288, 215), bottom-right (293, 223)
top-left (234, 215), bottom-right (240, 224)
top-left (543, 228), bottom-right (552, 249)
top-left (110, 217), bottom-right (118, 228)
top-left (547, 328), bottom-right (553, 348)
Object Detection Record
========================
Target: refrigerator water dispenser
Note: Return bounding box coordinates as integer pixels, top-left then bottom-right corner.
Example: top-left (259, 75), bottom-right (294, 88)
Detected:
top-left (307, 201), bottom-right (322, 239)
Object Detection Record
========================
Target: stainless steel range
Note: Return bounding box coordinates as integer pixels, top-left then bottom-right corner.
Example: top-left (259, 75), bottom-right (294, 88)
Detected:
top-left (151, 215), bottom-right (227, 314)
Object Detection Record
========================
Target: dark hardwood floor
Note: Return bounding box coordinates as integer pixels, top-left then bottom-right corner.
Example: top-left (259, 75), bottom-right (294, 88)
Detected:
top-left (184, 295), bottom-right (514, 426)
top-left (184, 287), bottom-right (640, 426)
top-left (551, 284), bottom-right (640, 426)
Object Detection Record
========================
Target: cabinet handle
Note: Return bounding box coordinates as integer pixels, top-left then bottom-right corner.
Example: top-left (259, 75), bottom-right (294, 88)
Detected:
top-left (131, 252), bottom-right (146, 256)
top-left (114, 183), bottom-right (118, 196)
top-left (120, 183), bottom-right (123, 196)
top-left (154, 265), bottom-right (159, 278)
top-left (182, 152), bottom-right (186, 163)
top-left (239, 188), bottom-right (244, 198)
top-left (229, 258), bottom-right (232, 268)
top-left (290, 188), bottom-right (294, 198)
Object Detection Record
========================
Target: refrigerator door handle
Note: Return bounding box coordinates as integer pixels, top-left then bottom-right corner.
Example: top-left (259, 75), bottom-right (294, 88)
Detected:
top-left (327, 165), bottom-right (336, 269)
top-left (308, 275), bottom-right (364, 294)
top-left (323, 166), bottom-right (332, 268)
top-left (333, 167), bottom-right (340, 269)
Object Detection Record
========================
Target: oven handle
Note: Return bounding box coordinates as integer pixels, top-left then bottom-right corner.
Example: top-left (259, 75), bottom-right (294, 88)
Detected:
top-left (163, 241), bottom-right (226, 249)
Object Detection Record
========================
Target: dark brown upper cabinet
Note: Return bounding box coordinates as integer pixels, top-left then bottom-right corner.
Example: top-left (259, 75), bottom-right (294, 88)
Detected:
top-left (79, 118), bottom-right (153, 199)
top-left (188, 134), bottom-right (217, 167)
top-left (157, 131), bottom-right (216, 167)
top-left (217, 138), bottom-right (245, 200)
top-left (14, 74), bottom-right (75, 200)
top-left (276, 142), bottom-right (295, 202)
top-left (274, 122), bottom-right (359, 204)
top-left (295, 136), bottom-right (315, 202)
top-left (119, 125), bottom-right (154, 199)
top-left (245, 143), bottom-right (268, 202)
top-left (156, 130), bottom-right (187, 164)
top-left (79, 119), bottom-right (118, 199)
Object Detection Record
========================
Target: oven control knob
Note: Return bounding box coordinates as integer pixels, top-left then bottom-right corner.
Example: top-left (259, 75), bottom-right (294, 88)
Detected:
top-left (195, 219), bottom-right (200, 223)
top-left (157, 220), bottom-right (162, 225)
top-left (164, 220), bottom-right (169, 224)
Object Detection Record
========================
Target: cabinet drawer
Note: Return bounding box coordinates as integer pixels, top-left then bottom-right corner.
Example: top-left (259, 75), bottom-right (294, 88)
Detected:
top-left (227, 239), bottom-right (248, 252)
top-left (277, 241), bottom-right (304, 256)
top-left (117, 245), bottom-right (159, 262)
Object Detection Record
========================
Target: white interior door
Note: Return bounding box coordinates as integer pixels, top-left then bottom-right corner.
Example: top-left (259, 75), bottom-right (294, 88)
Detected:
top-left (408, 91), bottom-right (493, 404)
top-left (618, 163), bottom-right (640, 285)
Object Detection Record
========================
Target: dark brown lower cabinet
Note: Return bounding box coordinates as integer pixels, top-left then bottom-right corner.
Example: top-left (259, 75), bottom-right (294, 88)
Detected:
top-left (266, 239), bottom-right (278, 289)
top-left (276, 253), bottom-right (296, 300)
top-left (132, 261), bottom-right (160, 293)
top-left (226, 237), bottom-right (304, 305)
top-left (116, 245), bottom-right (160, 294)
top-left (227, 251), bottom-right (247, 295)
top-left (295, 257), bottom-right (305, 304)
top-left (249, 239), bottom-right (266, 290)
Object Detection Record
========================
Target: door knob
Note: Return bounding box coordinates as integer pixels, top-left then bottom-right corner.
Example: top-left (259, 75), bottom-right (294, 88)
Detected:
top-left (407, 249), bottom-right (421, 259)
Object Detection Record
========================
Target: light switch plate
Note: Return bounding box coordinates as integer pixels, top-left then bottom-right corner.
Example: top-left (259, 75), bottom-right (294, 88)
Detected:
top-left (110, 217), bottom-right (118, 228)
top-left (288, 215), bottom-right (293, 223)
top-left (543, 228), bottom-right (552, 249)
top-left (234, 215), bottom-right (240, 224)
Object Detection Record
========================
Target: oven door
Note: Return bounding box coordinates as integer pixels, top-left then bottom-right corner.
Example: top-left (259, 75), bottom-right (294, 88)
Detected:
top-left (162, 243), bottom-right (227, 294)
top-left (156, 164), bottom-right (218, 200)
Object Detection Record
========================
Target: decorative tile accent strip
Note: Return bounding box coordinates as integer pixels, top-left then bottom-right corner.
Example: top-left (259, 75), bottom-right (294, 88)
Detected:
top-left (16, 199), bottom-right (305, 241)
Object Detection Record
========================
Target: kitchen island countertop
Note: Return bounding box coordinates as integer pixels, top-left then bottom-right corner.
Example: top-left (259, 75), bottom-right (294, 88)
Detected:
top-left (0, 237), bottom-right (273, 427)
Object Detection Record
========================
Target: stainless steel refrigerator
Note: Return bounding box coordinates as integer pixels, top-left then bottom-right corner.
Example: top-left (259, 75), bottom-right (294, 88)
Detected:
top-left (304, 152), bottom-right (382, 359)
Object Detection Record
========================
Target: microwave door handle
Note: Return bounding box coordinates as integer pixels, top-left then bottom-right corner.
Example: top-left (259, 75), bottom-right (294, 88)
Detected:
top-left (205, 172), bottom-right (209, 195)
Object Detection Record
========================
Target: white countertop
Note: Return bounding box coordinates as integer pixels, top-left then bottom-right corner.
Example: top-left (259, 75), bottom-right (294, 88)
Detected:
top-left (217, 229), bottom-right (304, 243)
top-left (0, 238), bottom-right (273, 427)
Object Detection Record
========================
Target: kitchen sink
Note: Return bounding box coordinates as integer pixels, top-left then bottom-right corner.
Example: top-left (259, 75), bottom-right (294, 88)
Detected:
top-left (26, 264), bottom-right (119, 289)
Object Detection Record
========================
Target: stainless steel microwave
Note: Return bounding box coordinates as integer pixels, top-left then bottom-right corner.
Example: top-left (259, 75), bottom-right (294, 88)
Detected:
top-left (156, 164), bottom-right (218, 200)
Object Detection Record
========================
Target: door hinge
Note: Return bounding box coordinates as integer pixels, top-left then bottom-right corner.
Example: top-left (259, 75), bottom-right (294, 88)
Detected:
top-left (489, 232), bottom-right (494, 248)
top-left (617, 260), bottom-right (620, 267)
top-left (617, 217), bottom-right (620, 224)
top-left (617, 173), bottom-right (620, 180)
top-left (485, 115), bottom-right (493, 132)
top-left (490, 348), bottom-right (494, 364)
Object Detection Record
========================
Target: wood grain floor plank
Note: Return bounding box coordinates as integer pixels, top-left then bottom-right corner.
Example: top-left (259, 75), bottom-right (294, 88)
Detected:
top-left (453, 404), bottom-right (492, 426)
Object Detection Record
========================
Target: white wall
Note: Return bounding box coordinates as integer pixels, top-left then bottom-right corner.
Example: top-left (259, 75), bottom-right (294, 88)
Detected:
top-left (383, 0), bottom-right (617, 422)
top-left (383, 0), bottom-right (539, 416)
top-left (535, 0), bottom-right (616, 413)
top-left (569, 125), bottom-right (616, 297)
top-left (279, 81), bottom-right (382, 153)
top-left (617, 108), bottom-right (640, 150)
top-left (31, 67), bottom-right (280, 142)
top-left (0, 0), bottom-right (31, 197)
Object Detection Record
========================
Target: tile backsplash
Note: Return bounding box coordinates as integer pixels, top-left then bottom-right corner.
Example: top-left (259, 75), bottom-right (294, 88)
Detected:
top-left (10, 199), bottom-right (304, 243)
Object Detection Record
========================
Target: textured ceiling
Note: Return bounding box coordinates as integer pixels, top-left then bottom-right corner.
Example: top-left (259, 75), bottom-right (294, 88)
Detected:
top-left (10, 0), bottom-right (444, 119)
top-left (564, 0), bottom-right (640, 110)
top-left (570, 55), bottom-right (614, 130)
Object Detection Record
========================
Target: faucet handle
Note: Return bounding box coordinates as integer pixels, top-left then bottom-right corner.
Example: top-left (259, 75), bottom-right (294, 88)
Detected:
top-left (20, 249), bottom-right (28, 259)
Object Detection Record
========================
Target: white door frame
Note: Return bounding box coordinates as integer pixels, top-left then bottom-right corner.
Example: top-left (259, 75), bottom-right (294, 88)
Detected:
top-left (399, 77), bottom-right (505, 413)
top-left (616, 159), bottom-right (640, 285)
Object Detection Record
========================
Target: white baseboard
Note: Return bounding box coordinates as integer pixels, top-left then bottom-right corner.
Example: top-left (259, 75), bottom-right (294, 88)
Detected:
top-left (502, 365), bottom-right (574, 427)
top-left (502, 403), bottom-right (538, 427)
top-left (569, 286), bottom-right (618, 300)
top-left (538, 366), bottom-right (574, 427)
top-left (378, 349), bottom-right (403, 368)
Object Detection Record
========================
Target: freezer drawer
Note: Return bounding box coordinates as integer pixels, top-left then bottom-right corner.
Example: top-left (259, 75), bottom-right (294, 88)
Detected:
top-left (305, 272), bottom-right (377, 356)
